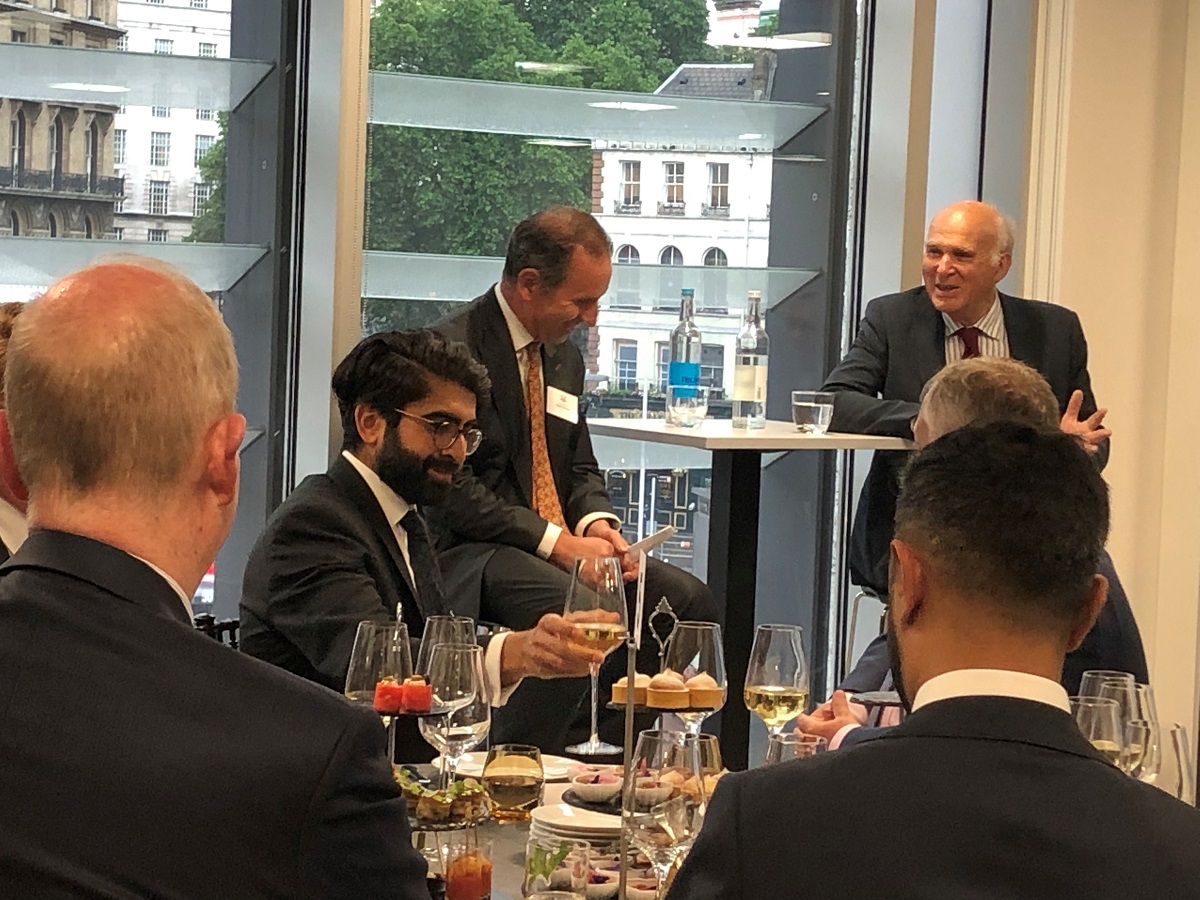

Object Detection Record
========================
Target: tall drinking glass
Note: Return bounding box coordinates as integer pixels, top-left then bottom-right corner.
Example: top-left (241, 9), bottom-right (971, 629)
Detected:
top-left (563, 556), bottom-right (629, 756)
top-left (420, 643), bottom-right (490, 788)
top-left (744, 624), bottom-right (809, 736)
top-left (664, 622), bottom-right (727, 735)
top-left (344, 620), bottom-right (412, 762)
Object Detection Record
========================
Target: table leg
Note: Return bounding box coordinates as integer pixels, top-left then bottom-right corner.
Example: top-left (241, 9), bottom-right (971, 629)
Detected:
top-left (708, 448), bottom-right (761, 771)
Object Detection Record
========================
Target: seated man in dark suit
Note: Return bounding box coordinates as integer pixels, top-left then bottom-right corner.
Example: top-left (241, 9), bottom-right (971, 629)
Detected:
top-left (0, 259), bottom-right (429, 898)
top-left (669, 424), bottom-right (1200, 900)
top-left (240, 330), bottom-right (609, 759)
top-left (433, 206), bottom-right (717, 751)
top-left (800, 358), bottom-right (1148, 748)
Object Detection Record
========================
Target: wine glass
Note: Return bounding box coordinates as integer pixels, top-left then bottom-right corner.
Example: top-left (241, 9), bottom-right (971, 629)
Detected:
top-left (416, 615), bottom-right (476, 676)
top-left (663, 622), bottom-right (727, 735)
top-left (482, 743), bottom-right (544, 822)
top-left (1123, 720), bottom-right (1154, 778)
top-left (1070, 696), bottom-right (1124, 765)
top-left (1078, 669), bottom-right (1135, 699)
top-left (622, 730), bottom-right (707, 896)
top-left (764, 733), bottom-right (828, 765)
top-left (344, 620), bottom-right (413, 762)
top-left (744, 624), bottom-right (809, 737)
top-left (1157, 723), bottom-right (1197, 805)
top-left (563, 556), bottom-right (629, 756)
top-left (1132, 684), bottom-right (1163, 783)
top-left (420, 643), bottom-right (490, 789)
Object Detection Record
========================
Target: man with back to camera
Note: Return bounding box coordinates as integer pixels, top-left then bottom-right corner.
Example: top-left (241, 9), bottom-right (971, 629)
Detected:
top-left (0, 259), bottom-right (430, 898)
top-left (240, 329), bottom-right (612, 759)
top-left (668, 424), bottom-right (1200, 899)
top-left (0, 301), bottom-right (27, 559)
top-left (798, 357), bottom-right (1147, 748)
top-left (433, 206), bottom-right (717, 751)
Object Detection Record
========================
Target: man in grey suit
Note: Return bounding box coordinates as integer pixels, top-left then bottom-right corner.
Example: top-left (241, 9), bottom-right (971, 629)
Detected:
top-left (434, 207), bottom-right (716, 751)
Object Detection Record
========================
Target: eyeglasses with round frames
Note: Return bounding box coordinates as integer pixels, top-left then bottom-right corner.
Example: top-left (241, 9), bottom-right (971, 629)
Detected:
top-left (395, 409), bottom-right (483, 456)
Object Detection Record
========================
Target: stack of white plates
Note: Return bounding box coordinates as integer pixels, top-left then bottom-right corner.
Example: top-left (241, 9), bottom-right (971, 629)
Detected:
top-left (530, 801), bottom-right (622, 853)
top-left (434, 752), bottom-right (577, 781)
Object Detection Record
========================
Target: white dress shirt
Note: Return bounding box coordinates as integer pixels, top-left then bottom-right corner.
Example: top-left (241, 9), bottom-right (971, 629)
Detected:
top-left (493, 283), bottom-right (620, 554)
top-left (342, 449), bottom-right (517, 706)
top-left (0, 496), bottom-right (28, 557)
top-left (941, 292), bottom-right (1010, 363)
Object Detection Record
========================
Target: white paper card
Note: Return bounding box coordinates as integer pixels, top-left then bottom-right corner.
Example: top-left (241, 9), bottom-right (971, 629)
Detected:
top-left (545, 385), bottom-right (579, 424)
top-left (634, 551), bottom-right (647, 650)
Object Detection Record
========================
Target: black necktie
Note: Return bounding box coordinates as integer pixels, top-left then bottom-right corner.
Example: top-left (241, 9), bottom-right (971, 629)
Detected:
top-left (400, 509), bottom-right (448, 617)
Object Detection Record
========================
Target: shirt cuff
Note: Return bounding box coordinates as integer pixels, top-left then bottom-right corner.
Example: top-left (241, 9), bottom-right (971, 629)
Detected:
top-left (536, 523), bottom-right (563, 560)
top-left (830, 723), bottom-right (861, 751)
top-left (574, 512), bottom-right (621, 538)
top-left (484, 632), bottom-right (522, 707)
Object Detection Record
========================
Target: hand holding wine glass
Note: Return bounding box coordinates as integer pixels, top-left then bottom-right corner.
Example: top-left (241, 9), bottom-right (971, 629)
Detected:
top-left (744, 624), bottom-right (809, 737)
top-left (563, 556), bottom-right (628, 756)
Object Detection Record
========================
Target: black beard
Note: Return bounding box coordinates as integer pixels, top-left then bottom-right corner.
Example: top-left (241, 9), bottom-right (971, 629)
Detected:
top-left (885, 604), bottom-right (913, 713)
top-left (374, 426), bottom-right (457, 507)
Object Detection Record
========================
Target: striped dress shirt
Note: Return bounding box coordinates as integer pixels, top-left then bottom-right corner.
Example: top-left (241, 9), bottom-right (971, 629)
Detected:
top-left (941, 293), bottom-right (1009, 363)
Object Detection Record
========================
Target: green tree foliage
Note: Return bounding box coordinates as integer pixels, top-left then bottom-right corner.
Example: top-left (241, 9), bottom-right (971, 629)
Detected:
top-left (185, 113), bottom-right (228, 243)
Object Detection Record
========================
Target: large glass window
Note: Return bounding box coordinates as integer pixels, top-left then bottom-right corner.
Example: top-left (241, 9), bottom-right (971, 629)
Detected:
top-left (150, 132), bottom-right (170, 167)
top-left (113, 128), bottom-right (126, 165)
top-left (619, 161), bottom-right (642, 212)
top-left (613, 340), bottom-right (638, 390)
top-left (147, 180), bottom-right (169, 215)
top-left (195, 134), bottom-right (215, 166)
top-left (663, 161), bottom-right (685, 210)
top-left (706, 161), bottom-right (729, 212)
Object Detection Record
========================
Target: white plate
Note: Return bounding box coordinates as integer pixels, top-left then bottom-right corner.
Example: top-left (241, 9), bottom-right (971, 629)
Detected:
top-left (436, 752), bottom-right (577, 781)
top-left (531, 802), bottom-right (621, 834)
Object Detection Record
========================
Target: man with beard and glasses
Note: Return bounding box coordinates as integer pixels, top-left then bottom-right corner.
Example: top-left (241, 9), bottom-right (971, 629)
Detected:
top-left (239, 330), bottom-right (609, 760)
top-left (668, 425), bottom-right (1200, 900)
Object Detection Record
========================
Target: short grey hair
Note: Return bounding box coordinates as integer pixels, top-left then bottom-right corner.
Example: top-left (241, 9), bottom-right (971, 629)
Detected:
top-left (920, 357), bottom-right (1059, 441)
top-left (6, 255), bottom-right (238, 499)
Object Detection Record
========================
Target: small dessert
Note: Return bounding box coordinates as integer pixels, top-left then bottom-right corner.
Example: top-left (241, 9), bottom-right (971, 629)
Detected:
top-left (633, 777), bottom-right (672, 806)
top-left (401, 674), bottom-right (433, 713)
top-left (685, 672), bottom-right (724, 708)
top-left (570, 770), bottom-right (622, 803)
top-left (373, 676), bottom-right (405, 714)
top-left (646, 669), bottom-right (689, 709)
top-left (612, 672), bottom-right (651, 706)
top-left (416, 790), bottom-right (451, 823)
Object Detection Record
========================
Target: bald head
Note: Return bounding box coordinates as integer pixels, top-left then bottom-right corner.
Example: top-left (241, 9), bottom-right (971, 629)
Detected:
top-left (6, 258), bottom-right (238, 500)
top-left (922, 201), bottom-right (1015, 327)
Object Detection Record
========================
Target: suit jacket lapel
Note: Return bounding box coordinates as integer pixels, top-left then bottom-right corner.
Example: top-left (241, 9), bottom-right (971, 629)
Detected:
top-left (328, 456), bottom-right (424, 616)
top-left (475, 290), bottom-right (534, 504)
top-left (911, 288), bottom-right (947, 386)
top-left (999, 293), bottom-right (1043, 369)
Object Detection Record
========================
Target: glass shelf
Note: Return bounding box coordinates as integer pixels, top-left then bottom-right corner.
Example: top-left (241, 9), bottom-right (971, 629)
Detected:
top-left (367, 72), bottom-right (826, 152)
top-left (0, 44), bottom-right (274, 112)
top-left (361, 251), bottom-right (819, 312)
top-left (0, 238), bottom-right (270, 298)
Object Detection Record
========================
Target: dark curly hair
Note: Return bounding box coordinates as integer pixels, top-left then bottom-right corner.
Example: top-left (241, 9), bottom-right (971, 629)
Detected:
top-left (331, 329), bottom-right (491, 451)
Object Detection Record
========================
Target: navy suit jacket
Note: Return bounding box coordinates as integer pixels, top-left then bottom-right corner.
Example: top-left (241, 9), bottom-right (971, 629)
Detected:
top-left (0, 530), bottom-right (429, 899)
top-left (669, 696), bottom-right (1200, 899)
top-left (822, 287), bottom-right (1108, 593)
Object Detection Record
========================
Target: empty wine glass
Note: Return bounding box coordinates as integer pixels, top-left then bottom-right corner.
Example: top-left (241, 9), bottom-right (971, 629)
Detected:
top-left (563, 556), bottom-right (629, 756)
top-left (416, 615), bottom-right (476, 676)
top-left (420, 642), bottom-right (490, 789)
top-left (623, 730), bottom-right (707, 896)
top-left (1070, 696), bottom-right (1124, 765)
top-left (764, 733), bottom-right (828, 765)
top-left (744, 624), bottom-right (809, 737)
top-left (1133, 684), bottom-right (1163, 783)
top-left (1078, 669), bottom-right (1135, 699)
top-left (1157, 723), bottom-right (1197, 805)
top-left (663, 622), bottom-right (727, 735)
top-left (344, 620), bottom-right (413, 762)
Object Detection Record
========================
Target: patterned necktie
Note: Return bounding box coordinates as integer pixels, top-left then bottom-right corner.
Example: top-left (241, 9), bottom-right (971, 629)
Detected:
top-left (525, 343), bottom-right (567, 529)
top-left (399, 509), bottom-right (448, 617)
top-left (955, 325), bottom-right (983, 359)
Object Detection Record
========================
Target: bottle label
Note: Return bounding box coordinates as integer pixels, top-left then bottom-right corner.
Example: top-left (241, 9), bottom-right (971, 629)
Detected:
top-left (733, 364), bottom-right (767, 402)
top-left (668, 361), bottom-right (700, 397)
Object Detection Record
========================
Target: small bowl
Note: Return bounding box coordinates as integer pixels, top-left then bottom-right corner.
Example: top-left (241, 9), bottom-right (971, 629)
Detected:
top-left (585, 873), bottom-right (621, 899)
top-left (626, 881), bottom-right (659, 900)
top-left (633, 777), bottom-right (672, 806)
top-left (570, 772), bottom-right (623, 803)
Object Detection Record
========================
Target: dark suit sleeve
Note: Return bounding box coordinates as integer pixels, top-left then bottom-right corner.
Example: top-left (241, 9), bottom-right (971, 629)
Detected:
top-left (255, 507), bottom-right (394, 688)
top-left (436, 458), bottom-right (552, 554)
top-left (1065, 309), bottom-right (1111, 471)
top-left (837, 633), bottom-right (891, 694)
top-left (298, 707), bottom-right (429, 900)
top-left (665, 775), bottom-right (744, 900)
top-left (839, 724), bottom-right (893, 748)
top-left (564, 419), bottom-right (618, 532)
top-left (821, 299), bottom-right (919, 437)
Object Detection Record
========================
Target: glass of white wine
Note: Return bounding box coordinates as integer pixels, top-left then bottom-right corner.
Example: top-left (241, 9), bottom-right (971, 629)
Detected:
top-left (420, 642), bottom-right (491, 789)
top-left (563, 556), bottom-right (629, 756)
top-left (744, 624), bottom-right (810, 738)
top-left (663, 621), bottom-right (727, 735)
top-left (1070, 696), bottom-right (1124, 765)
top-left (344, 620), bottom-right (412, 762)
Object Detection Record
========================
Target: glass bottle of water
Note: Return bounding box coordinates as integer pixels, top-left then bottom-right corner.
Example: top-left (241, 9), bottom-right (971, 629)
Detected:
top-left (732, 290), bottom-right (768, 429)
top-left (666, 288), bottom-right (702, 425)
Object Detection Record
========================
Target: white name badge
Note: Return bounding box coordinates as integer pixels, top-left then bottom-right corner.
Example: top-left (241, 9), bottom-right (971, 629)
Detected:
top-left (545, 385), bottom-right (579, 424)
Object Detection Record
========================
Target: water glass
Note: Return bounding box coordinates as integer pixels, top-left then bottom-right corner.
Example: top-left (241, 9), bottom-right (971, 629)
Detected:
top-left (790, 390), bottom-right (834, 434)
top-left (666, 384), bottom-right (710, 427)
top-left (522, 835), bottom-right (589, 896)
top-left (764, 732), bottom-right (828, 765)
top-left (483, 743), bottom-right (544, 822)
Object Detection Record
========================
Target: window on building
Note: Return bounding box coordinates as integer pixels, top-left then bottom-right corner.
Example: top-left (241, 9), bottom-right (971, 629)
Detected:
top-left (196, 108), bottom-right (215, 121)
top-left (85, 121), bottom-right (98, 189)
top-left (150, 131), bottom-right (171, 167)
top-left (155, 39), bottom-right (174, 55)
top-left (191, 0), bottom-right (209, 7)
top-left (11, 31), bottom-right (27, 43)
top-left (10, 111), bottom-right (26, 171)
top-left (659, 245), bottom-right (683, 266)
top-left (113, 226), bottom-right (123, 241)
top-left (49, 115), bottom-right (63, 188)
top-left (618, 160), bottom-right (640, 211)
top-left (707, 162), bottom-right (730, 210)
top-left (613, 340), bottom-right (638, 391)
top-left (663, 161), bottom-right (685, 206)
top-left (703, 247), bottom-right (728, 267)
top-left (656, 341), bottom-right (670, 391)
top-left (116, 34), bottom-right (128, 51)
top-left (148, 180), bottom-right (170, 216)
top-left (85, 0), bottom-right (97, 19)
top-left (114, 197), bottom-right (124, 213)
top-left (701, 344), bottom-right (725, 396)
top-left (199, 42), bottom-right (217, 58)
top-left (148, 228), bottom-right (169, 242)
top-left (616, 244), bottom-right (640, 265)
top-left (194, 134), bottom-right (215, 166)
top-left (613, 244), bottom-right (641, 309)
top-left (148, 0), bottom-right (165, 4)
top-left (50, 36), bottom-right (64, 46)
top-left (193, 181), bottom-right (213, 217)
top-left (152, 106), bottom-right (170, 118)
top-left (48, 213), bottom-right (59, 238)
top-left (9, 211), bottom-right (19, 237)
top-left (113, 128), bottom-right (126, 165)
top-left (701, 247), bottom-right (729, 313)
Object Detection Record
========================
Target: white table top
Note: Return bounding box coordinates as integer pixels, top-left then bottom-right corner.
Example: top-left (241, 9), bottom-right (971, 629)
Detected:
top-left (587, 418), bottom-right (914, 451)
